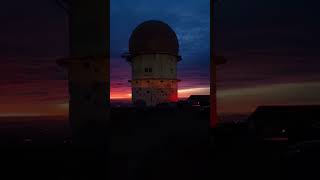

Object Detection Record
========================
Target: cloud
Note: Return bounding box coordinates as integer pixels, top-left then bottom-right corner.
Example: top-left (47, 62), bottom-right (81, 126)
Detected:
top-left (0, 57), bottom-right (66, 83)
top-left (216, 52), bottom-right (320, 90)
top-left (217, 81), bottom-right (320, 113)
top-left (110, 0), bottom-right (210, 58)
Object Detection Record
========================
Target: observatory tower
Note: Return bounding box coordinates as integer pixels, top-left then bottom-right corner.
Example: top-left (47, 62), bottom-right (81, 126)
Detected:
top-left (123, 20), bottom-right (181, 106)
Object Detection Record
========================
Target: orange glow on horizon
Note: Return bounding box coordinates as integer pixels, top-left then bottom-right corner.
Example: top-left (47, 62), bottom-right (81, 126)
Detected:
top-left (0, 103), bottom-right (68, 117)
top-left (110, 95), bottom-right (132, 100)
top-left (110, 87), bottom-right (210, 100)
top-left (2, 82), bottom-right (319, 117)
top-left (178, 87), bottom-right (210, 98)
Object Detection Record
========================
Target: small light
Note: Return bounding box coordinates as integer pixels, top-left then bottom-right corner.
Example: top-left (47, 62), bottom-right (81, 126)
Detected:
top-left (24, 138), bottom-right (33, 143)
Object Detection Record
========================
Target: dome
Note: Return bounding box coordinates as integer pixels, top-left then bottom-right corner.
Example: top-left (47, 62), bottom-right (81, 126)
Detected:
top-left (129, 20), bottom-right (179, 56)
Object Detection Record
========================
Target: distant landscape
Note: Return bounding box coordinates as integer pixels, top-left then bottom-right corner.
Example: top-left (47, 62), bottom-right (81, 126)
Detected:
top-left (0, 116), bottom-right (70, 145)
top-left (0, 112), bottom-right (249, 145)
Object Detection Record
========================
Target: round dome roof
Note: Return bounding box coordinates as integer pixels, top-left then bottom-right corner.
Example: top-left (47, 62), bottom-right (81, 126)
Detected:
top-left (129, 20), bottom-right (179, 56)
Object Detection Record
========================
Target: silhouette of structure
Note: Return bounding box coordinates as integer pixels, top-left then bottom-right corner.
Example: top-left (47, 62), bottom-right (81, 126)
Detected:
top-left (122, 20), bottom-right (181, 106)
top-left (57, 0), bottom-right (109, 145)
top-left (210, 55), bottom-right (227, 128)
top-left (248, 105), bottom-right (320, 143)
top-left (211, 0), bottom-right (227, 128)
top-left (188, 95), bottom-right (210, 106)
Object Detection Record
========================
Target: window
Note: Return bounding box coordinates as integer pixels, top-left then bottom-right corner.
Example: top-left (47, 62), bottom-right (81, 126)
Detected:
top-left (145, 67), bottom-right (152, 72)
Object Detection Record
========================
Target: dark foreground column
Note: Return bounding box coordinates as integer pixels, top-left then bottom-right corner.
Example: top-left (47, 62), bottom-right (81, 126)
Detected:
top-left (58, 0), bottom-right (109, 146)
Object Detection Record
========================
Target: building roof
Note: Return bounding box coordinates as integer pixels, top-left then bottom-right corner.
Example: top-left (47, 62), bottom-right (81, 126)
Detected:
top-left (249, 105), bottom-right (320, 122)
top-left (129, 20), bottom-right (179, 56)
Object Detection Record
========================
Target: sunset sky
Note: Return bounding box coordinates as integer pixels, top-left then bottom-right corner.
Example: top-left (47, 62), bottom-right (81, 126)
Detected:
top-left (0, 0), bottom-right (320, 116)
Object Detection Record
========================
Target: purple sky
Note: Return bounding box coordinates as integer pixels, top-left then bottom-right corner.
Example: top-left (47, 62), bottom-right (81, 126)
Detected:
top-left (0, 0), bottom-right (319, 115)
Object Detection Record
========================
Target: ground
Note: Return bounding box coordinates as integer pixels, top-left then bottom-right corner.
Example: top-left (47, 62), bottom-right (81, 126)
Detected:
top-left (0, 108), bottom-right (319, 179)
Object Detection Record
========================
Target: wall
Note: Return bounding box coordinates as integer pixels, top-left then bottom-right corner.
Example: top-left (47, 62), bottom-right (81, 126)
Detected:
top-left (65, 0), bottom-right (109, 145)
top-left (132, 79), bottom-right (178, 106)
top-left (130, 54), bottom-right (179, 106)
top-left (131, 54), bottom-right (177, 80)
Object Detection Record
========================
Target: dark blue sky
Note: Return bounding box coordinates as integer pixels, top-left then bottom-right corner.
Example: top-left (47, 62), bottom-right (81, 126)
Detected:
top-left (213, 1), bottom-right (320, 89)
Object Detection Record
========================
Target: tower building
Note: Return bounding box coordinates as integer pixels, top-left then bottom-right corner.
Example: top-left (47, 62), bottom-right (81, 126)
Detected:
top-left (123, 20), bottom-right (181, 106)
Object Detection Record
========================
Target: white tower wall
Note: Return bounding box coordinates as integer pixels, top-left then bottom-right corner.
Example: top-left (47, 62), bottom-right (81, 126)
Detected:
top-left (132, 54), bottom-right (177, 79)
top-left (130, 54), bottom-right (179, 106)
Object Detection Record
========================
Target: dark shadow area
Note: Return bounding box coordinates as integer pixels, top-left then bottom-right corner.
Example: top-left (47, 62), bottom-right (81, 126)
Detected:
top-left (1, 106), bottom-right (320, 179)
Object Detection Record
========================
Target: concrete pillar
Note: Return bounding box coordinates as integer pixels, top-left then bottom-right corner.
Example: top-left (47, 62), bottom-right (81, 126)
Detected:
top-left (58, 0), bottom-right (109, 146)
top-left (210, 0), bottom-right (218, 128)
